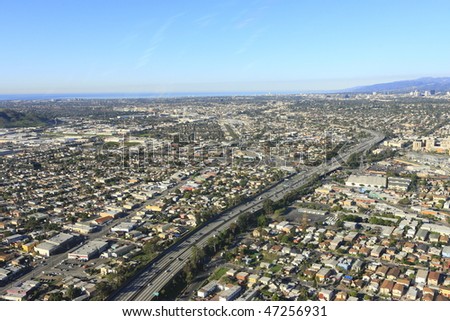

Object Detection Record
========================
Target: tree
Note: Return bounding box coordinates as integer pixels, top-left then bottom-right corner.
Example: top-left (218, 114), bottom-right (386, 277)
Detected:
top-left (48, 292), bottom-right (64, 301)
top-left (318, 233), bottom-right (324, 243)
top-left (272, 208), bottom-right (284, 221)
top-left (257, 215), bottom-right (268, 227)
top-left (237, 214), bottom-right (250, 230)
top-left (183, 264), bottom-right (194, 283)
top-left (280, 234), bottom-right (292, 244)
top-left (194, 212), bottom-right (202, 225)
top-left (24, 217), bottom-right (40, 231)
top-left (66, 285), bottom-right (82, 300)
top-left (398, 198), bottom-right (411, 206)
top-left (346, 152), bottom-right (361, 169)
top-left (239, 178), bottom-right (248, 187)
top-left (229, 222), bottom-right (239, 234)
top-left (263, 198), bottom-right (275, 215)
top-left (436, 200), bottom-right (444, 209)
top-left (191, 245), bottom-right (205, 270)
top-left (272, 293), bottom-right (280, 301)
top-left (32, 161), bottom-right (42, 170)
top-left (207, 237), bottom-right (220, 253)
top-left (95, 281), bottom-right (113, 300)
top-left (143, 238), bottom-right (160, 255)
top-left (108, 266), bottom-right (128, 289)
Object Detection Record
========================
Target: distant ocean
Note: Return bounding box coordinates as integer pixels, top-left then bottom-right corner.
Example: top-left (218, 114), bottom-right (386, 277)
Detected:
top-left (0, 91), bottom-right (301, 101)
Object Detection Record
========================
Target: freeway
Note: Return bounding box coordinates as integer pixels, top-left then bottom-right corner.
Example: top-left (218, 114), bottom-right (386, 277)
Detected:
top-left (111, 130), bottom-right (385, 301)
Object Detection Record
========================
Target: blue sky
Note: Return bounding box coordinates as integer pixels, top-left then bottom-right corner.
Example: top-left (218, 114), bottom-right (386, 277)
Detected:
top-left (1, 0), bottom-right (450, 94)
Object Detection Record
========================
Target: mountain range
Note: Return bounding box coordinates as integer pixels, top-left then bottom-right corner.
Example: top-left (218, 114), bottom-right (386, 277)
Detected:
top-left (341, 77), bottom-right (450, 93)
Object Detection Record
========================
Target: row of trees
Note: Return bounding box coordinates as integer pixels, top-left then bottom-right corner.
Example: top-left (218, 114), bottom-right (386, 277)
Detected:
top-left (261, 176), bottom-right (322, 217)
top-left (157, 209), bottom-right (265, 299)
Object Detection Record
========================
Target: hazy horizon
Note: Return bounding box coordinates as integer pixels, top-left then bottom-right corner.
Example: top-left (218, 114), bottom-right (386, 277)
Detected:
top-left (2, 75), bottom-right (449, 97)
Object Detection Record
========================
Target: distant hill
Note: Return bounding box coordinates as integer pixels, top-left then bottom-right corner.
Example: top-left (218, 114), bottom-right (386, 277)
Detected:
top-left (0, 109), bottom-right (51, 128)
top-left (342, 77), bottom-right (450, 93)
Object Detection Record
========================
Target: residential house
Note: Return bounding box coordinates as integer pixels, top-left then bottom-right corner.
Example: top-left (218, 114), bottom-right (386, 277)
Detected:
top-left (335, 291), bottom-right (348, 301)
top-left (428, 271), bottom-right (441, 286)
top-left (386, 267), bottom-right (400, 280)
top-left (380, 280), bottom-right (394, 296)
top-left (318, 289), bottom-right (335, 301)
top-left (392, 283), bottom-right (405, 299)
top-left (422, 287), bottom-right (435, 301)
top-left (371, 246), bottom-right (385, 258)
top-left (236, 271), bottom-right (249, 282)
top-left (369, 279), bottom-right (381, 293)
top-left (248, 274), bottom-right (260, 284)
top-left (316, 267), bottom-right (332, 282)
top-left (375, 265), bottom-right (390, 278)
top-left (416, 269), bottom-right (428, 284)
top-left (439, 286), bottom-right (450, 299)
top-left (406, 287), bottom-right (418, 300)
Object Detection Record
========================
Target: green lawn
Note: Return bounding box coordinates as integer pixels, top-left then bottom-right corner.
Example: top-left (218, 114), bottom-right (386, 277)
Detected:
top-left (210, 266), bottom-right (228, 280)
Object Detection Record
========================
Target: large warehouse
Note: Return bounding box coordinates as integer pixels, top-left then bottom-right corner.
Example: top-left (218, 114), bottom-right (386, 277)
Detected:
top-left (345, 175), bottom-right (387, 189)
top-left (34, 233), bottom-right (78, 257)
top-left (67, 240), bottom-right (109, 261)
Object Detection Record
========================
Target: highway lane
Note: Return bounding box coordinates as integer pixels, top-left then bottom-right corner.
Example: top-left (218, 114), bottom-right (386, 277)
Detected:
top-left (112, 131), bottom-right (385, 301)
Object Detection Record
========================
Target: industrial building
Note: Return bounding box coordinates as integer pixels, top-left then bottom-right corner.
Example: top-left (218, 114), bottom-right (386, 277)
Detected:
top-left (412, 137), bottom-right (450, 154)
top-left (34, 233), bottom-right (78, 257)
top-left (443, 246), bottom-right (450, 259)
top-left (218, 285), bottom-right (241, 301)
top-left (388, 177), bottom-right (412, 191)
top-left (345, 175), bottom-right (386, 189)
top-left (3, 234), bottom-right (28, 245)
top-left (197, 281), bottom-right (218, 298)
top-left (68, 240), bottom-right (109, 261)
top-left (101, 244), bottom-right (136, 258)
top-left (111, 222), bottom-right (137, 233)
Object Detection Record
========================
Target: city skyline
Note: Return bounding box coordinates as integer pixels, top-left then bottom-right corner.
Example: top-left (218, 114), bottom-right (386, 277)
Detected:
top-left (1, 0), bottom-right (450, 94)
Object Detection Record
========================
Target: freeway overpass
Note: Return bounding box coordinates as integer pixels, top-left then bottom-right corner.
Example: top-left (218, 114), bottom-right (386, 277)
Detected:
top-left (111, 130), bottom-right (385, 301)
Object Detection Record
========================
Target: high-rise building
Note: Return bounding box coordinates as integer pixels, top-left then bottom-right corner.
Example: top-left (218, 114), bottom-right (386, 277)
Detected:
top-left (412, 140), bottom-right (424, 151)
top-left (425, 138), bottom-right (436, 151)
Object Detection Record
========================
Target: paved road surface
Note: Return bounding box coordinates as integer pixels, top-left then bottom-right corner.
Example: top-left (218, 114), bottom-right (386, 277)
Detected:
top-left (111, 130), bottom-right (384, 301)
top-left (0, 181), bottom-right (185, 295)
